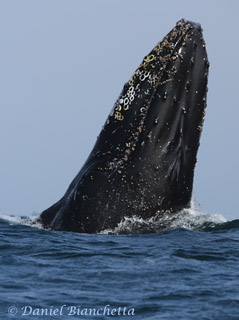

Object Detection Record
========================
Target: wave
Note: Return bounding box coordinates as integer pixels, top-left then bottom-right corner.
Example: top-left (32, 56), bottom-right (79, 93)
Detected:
top-left (0, 204), bottom-right (238, 235)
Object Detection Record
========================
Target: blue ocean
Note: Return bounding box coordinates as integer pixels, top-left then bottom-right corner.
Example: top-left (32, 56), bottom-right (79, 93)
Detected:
top-left (1, 207), bottom-right (239, 320)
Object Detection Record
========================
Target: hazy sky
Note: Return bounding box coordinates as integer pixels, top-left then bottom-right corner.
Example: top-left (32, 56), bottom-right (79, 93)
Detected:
top-left (0, 0), bottom-right (238, 220)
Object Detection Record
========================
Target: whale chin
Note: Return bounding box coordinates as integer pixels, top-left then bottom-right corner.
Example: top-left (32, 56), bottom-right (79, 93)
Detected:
top-left (36, 19), bottom-right (209, 233)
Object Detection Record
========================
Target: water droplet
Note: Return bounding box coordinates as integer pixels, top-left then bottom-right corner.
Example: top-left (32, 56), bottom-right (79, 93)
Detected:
top-left (163, 92), bottom-right (167, 100)
top-left (190, 57), bottom-right (194, 66)
top-left (147, 132), bottom-right (152, 139)
top-left (185, 81), bottom-right (191, 92)
top-left (154, 117), bottom-right (159, 124)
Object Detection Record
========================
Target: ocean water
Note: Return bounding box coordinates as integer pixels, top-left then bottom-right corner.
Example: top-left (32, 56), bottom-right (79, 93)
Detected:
top-left (1, 208), bottom-right (239, 320)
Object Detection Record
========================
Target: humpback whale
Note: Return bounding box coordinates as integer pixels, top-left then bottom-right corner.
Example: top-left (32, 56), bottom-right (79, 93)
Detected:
top-left (35, 19), bottom-right (209, 233)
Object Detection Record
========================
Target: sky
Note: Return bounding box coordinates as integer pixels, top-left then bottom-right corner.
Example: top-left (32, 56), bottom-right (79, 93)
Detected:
top-left (0, 0), bottom-right (238, 220)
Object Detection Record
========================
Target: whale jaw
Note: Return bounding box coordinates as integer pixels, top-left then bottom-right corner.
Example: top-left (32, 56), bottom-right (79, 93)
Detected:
top-left (37, 19), bottom-right (209, 233)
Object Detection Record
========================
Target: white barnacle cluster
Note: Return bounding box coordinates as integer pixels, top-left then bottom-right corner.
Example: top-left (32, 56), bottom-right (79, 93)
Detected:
top-left (119, 85), bottom-right (136, 111)
top-left (112, 84), bottom-right (139, 121)
top-left (112, 68), bottom-right (159, 122)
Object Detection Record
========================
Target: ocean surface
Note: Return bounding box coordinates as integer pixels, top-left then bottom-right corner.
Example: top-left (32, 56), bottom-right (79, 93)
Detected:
top-left (1, 207), bottom-right (239, 320)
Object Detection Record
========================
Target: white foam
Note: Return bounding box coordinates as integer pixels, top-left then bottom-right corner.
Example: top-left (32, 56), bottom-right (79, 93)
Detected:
top-left (0, 212), bottom-right (42, 227)
top-left (0, 214), bottom-right (28, 224)
top-left (100, 200), bottom-right (227, 235)
top-left (0, 200), bottom-right (227, 235)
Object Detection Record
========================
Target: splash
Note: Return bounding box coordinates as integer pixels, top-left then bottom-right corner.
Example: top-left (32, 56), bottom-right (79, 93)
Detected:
top-left (0, 212), bottom-right (43, 229)
top-left (0, 202), bottom-right (229, 235)
top-left (101, 201), bottom-right (227, 235)
top-left (0, 214), bottom-right (30, 224)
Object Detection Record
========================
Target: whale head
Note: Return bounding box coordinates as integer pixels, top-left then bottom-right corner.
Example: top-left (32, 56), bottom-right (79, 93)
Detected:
top-left (38, 19), bottom-right (209, 233)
